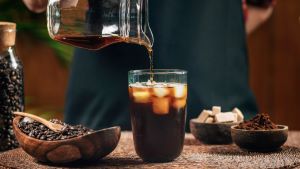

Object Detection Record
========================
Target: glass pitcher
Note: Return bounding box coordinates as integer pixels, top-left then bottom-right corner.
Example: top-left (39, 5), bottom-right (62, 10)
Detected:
top-left (47, 0), bottom-right (154, 50)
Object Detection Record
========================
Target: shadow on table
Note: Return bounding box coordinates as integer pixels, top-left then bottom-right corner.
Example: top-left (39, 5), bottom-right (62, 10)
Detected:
top-left (184, 137), bottom-right (202, 146)
top-left (37, 157), bottom-right (149, 168)
top-left (206, 145), bottom-right (300, 156)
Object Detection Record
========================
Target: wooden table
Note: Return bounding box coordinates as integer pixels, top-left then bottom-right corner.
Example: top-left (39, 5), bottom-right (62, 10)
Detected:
top-left (1, 132), bottom-right (300, 169)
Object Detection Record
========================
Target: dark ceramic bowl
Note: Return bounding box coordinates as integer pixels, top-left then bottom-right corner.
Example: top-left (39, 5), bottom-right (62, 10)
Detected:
top-left (190, 118), bottom-right (239, 144)
top-left (231, 125), bottom-right (288, 152)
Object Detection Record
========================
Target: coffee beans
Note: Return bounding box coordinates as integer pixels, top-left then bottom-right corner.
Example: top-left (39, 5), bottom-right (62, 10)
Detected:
top-left (0, 54), bottom-right (24, 151)
top-left (18, 118), bottom-right (94, 141)
top-left (236, 113), bottom-right (278, 130)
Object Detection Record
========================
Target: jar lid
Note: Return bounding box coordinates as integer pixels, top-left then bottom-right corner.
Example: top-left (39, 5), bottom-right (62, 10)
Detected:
top-left (0, 22), bottom-right (16, 50)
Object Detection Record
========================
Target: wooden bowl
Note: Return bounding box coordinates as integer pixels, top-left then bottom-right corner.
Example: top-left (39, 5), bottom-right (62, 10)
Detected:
top-left (13, 117), bottom-right (121, 164)
top-left (231, 125), bottom-right (288, 152)
top-left (190, 118), bottom-right (238, 144)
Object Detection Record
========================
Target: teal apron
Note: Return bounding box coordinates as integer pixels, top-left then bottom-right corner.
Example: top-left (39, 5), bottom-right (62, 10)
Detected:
top-left (64, 0), bottom-right (258, 130)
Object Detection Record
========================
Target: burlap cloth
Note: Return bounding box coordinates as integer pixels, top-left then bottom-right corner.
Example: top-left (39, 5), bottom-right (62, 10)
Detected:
top-left (1, 132), bottom-right (300, 169)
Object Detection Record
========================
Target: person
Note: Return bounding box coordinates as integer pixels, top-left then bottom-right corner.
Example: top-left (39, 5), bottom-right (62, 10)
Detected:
top-left (23, 0), bottom-right (275, 130)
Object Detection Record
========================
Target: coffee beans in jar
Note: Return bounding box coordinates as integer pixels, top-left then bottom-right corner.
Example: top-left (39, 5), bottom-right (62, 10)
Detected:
top-left (0, 22), bottom-right (24, 151)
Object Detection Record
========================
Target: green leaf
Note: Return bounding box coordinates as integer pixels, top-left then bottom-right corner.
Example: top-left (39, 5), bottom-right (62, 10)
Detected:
top-left (0, 0), bottom-right (73, 67)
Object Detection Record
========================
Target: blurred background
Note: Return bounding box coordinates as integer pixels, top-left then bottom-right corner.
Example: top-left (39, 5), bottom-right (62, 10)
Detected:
top-left (248, 0), bottom-right (300, 130)
top-left (0, 0), bottom-right (299, 129)
top-left (0, 0), bottom-right (72, 119)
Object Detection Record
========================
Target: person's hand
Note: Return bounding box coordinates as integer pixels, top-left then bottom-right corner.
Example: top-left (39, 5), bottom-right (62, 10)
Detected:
top-left (22, 0), bottom-right (48, 13)
top-left (23, 0), bottom-right (79, 13)
top-left (246, 5), bottom-right (274, 34)
top-left (61, 0), bottom-right (79, 8)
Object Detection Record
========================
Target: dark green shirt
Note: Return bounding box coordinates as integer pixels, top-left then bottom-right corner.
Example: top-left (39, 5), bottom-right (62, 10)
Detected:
top-left (64, 0), bottom-right (258, 130)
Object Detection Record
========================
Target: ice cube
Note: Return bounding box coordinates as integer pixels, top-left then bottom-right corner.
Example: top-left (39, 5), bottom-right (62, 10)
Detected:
top-left (173, 85), bottom-right (187, 98)
top-left (172, 99), bottom-right (186, 109)
top-left (146, 80), bottom-right (152, 86)
top-left (146, 80), bottom-right (156, 86)
top-left (153, 83), bottom-right (167, 88)
top-left (133, 90), bottom-right (151, 103)
top-left (129, 82), bottom-right (144, 88)
top-left (152, 98), bottom-right (169, 115)
top-left (134, 82), bottom-right (142, 87)
top-left (153, 87), bottom-right (169, 97)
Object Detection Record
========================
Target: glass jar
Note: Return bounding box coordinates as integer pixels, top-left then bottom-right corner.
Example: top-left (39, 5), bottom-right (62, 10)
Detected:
top-left (0, 22), bottom-right (24, 151)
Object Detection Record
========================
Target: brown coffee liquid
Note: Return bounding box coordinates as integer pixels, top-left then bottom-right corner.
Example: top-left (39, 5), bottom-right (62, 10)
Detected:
top-left (147, 48), bottom-right (154, 82)
top-left (129, 84), bottom-right (187, 162)
top-left (127, 38), bottom-right (154, 81)
top-left (54, 35), bottom-right (125, 50)
top-left (54, 35), bottom-right (154, 78)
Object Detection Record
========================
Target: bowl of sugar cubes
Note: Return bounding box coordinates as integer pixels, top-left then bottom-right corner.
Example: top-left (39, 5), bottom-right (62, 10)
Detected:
top-left (190, 106), bottom-right (244, 144)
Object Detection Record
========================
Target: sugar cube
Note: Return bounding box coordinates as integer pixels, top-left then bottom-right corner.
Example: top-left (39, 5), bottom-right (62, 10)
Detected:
top-left (215, 112), bottom-right (237, 123)
top-left (233, 107), bottom-right (244, 122)
top-left (205, 117), bottom-right (214, 123)
top-left (197, 110), bottom-right (212, 123)
top-left (212, 106), bottom-right (221, 116)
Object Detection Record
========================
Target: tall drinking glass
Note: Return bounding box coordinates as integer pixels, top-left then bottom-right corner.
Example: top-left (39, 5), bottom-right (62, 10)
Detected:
top-left (128, 69), bottom-right (187, 162)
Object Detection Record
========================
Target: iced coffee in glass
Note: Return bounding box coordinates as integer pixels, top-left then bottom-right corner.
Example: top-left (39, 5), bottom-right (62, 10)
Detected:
top-left (128, 69), bottom-right (187, 162)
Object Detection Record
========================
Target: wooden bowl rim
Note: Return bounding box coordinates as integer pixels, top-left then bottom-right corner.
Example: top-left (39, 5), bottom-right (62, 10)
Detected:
top-left (231, 125), bottom-right (288, 132)
top-left (190, 118), bottom-right (241, 126)
top-left (13, 116), bottom-right (121, 144)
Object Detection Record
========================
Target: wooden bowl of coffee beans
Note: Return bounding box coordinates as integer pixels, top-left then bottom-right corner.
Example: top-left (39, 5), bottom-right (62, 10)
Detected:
top-left (13, 116), bottom-right (121, 163)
